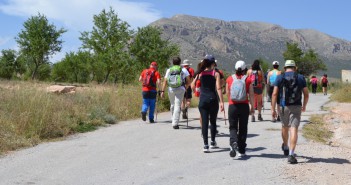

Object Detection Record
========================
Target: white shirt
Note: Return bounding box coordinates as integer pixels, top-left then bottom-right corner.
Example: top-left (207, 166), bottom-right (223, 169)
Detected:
top-left (164, 66), bottom-right (190, 91)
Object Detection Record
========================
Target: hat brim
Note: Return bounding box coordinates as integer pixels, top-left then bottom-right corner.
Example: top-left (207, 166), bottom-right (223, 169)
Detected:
top-left (181, 63), bottom-right (192, 66)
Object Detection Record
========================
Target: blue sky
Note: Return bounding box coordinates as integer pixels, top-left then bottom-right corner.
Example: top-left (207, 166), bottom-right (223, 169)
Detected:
top-left (0, 0), bottom-right (350, 62)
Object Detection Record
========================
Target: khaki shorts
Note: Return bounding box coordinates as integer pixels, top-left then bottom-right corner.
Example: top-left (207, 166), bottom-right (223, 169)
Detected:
top-left (279, 105), bottom-right (302, 128)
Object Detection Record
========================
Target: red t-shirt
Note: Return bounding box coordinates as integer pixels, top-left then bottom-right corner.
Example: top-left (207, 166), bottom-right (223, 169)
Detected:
top-left (226, 74), bottom-right (252, 105)
top-left (184, 66), bottom-right (195, 78)
top-left (140, 68), bottom-right (161, 91)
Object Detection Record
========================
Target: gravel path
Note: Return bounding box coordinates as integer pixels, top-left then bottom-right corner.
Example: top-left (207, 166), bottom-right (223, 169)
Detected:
top-left (1, 94), bottom-right (348, 185)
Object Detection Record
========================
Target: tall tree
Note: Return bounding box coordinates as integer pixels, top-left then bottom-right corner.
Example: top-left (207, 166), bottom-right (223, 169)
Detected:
top-left (129, 26), bottom-right (180, 73)
top-left (15, 13), bottom-right (66, 80)
top-left (80, 7), bottom-right (133, 84)
top-left (283, 42), bottom-right (326, 77)
top-left (0, 49), bottom-right (16, 79)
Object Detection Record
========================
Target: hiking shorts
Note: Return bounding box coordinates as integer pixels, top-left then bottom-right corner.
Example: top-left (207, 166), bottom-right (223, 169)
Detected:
top-left (184, 87), bottom-right (192, 99)
top-left (253, 87), bottom-right (263, 95)
top-left (279, 105), bottom-right (301, 128)
top-left (322, 83), bottom-right (327, 87)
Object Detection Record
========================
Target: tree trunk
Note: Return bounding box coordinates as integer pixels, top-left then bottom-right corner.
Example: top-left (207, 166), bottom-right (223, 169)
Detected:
top-left (103, 70), bottom-right (111, 84)
top-left (114, 74), bottom-right (118, 84)
top-left (31, 64), bottom-right (39, 80)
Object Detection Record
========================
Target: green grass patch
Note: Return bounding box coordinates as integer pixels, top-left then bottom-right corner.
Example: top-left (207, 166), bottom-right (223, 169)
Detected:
top-left (303, 115), bottom-right (333, 143)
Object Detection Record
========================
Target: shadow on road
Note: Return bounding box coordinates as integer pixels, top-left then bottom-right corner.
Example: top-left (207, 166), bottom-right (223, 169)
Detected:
top-left (299, 156), bottom-right (351, 164)
top-left (209, 147), bottom-right (230, 153)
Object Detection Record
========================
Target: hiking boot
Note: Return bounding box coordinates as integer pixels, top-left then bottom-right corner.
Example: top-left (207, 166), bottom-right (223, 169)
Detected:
top-left (210, 141), bottom-right (218, 149)
top-left (149, 119), bottom-right (155, 123)
top-left (288, 155), bottom-right (298, 164)
top-left (173, 125), bottom-right (179, 129)
top-left (251, 115), bottom-right (255, 122)
top-left (230, 142), bottom-right (238, 157)
top-left (258, 114), bottom-right (263, 121)
top-left (281, 143), bottom-right (289, 156)
top-left (141, 112), bottom-right (146, 121)
top-left (277, 116), bottom-right (281, 122)
top-left (203, 145), bottom-right (210, 153)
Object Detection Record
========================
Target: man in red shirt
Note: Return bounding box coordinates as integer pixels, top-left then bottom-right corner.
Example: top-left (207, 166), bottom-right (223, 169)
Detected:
top-left (226, 60), bottom-right (255, 158)
top-left (139, 61), bottom-right (161, 123)
top-left (181, 59), bottom-right (195, 119)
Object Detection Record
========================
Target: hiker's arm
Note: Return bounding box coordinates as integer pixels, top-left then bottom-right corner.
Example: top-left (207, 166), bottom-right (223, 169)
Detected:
top-left (249, 84), bottom-right (255, 114)
top-left (271, 86), bottom-right (279, 118)
top-left (156, 78), bottom-right (161, 90)
top-left (185, 76), bottom-right (191, 89)
top-left (138, 75), bottom-right (142, 82)
top-left (267, 72), bottom-right (271, 85)
top-left (216, 73), bottom-right (224, 112)
top-left (302, 87), bottom-right (309, 112)
top-left (191, 75), bottom-right (198, 91)
top-left (160, 78), bottom-right (167, 98)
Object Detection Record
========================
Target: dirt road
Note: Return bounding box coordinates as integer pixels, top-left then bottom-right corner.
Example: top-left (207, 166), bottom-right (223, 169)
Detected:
top-left (0, 94), bottom-right (350, 185)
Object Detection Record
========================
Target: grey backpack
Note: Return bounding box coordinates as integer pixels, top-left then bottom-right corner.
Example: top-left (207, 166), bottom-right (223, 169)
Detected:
top-left (230, 75), bottom-right (247, 101)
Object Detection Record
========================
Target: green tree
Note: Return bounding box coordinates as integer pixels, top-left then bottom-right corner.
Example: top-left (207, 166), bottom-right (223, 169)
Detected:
top-left (283, 42), bottom-right (326, 77)
top-left (15, 13), bottom-right (66, 80)
top-left (80, 7), bottom-right (133, 84)
top-left (14, 53), bottom-right (28, 78)
top-left (129, 26), bottom-right (180, 73)
top-left (0, 49), bottom-right (16, 79)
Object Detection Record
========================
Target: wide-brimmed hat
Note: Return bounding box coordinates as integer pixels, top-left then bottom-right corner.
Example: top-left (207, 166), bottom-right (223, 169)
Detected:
top-left (181, 59), bottom-right (192, 66)
top-left (284, 60), bottom-right (296, 67)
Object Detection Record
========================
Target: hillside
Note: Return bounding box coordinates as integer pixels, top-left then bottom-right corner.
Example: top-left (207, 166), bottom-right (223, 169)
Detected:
top-left (150, 14), bottom-right (351, 78)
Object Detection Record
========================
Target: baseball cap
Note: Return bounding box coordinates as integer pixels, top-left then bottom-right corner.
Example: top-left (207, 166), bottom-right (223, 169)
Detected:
top-left (204, 54), bottom-right (215, 62)
top-left (151, 61), bottom-right (157, 66)
top-left (235, 60), bottom-right (246, 70)
top-left (272, 61), bottom-right (279, 65)
top-left (284, 60), bottom-right (296, 67)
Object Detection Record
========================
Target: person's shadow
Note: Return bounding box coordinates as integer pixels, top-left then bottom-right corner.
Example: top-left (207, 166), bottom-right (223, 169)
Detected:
top-left (299, 155), bottom-right (350, 164)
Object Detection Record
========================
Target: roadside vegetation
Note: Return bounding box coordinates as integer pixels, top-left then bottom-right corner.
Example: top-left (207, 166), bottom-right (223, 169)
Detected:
top-left (303, 114), bottom-right (333, 143)
top-left (330, 83), bottom-right (351, 103)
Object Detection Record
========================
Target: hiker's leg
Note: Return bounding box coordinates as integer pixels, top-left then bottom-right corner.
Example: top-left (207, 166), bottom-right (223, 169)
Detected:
top-left (148, 91), bottom-right (157, 120)
top-left (228, 104), bottom-right (239, 145)
top-left (209, 100), bottom-right (219, 142)
top-left (199, 101), bottom-right (209, 145)
top-left (186, 87), bottom-right (192, 108)
top-left (172, 88), bottom-right (185, 126)
top-left (289, 127), bottom-right (298, 154)
top-left (141, 91), bottom-right (149, 113)
top-left (257, 94), bottom-right (263, 114)
top-left (288, 106), bottom-right (301, 154)
top-left (238, 104), bottom-right (249, 153)
top-left (282, 126), bottom-right (289, 146)
top-left (168, 90), bottom-right (175, 116)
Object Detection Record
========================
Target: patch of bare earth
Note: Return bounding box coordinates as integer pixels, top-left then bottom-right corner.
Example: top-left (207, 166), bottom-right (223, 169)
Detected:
top-left (284, 102), bottom-right (351, 185)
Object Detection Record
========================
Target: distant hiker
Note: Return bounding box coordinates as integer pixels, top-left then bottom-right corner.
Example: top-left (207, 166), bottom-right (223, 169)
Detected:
top-left (267, 61), bottom-right (282, 122)
top-left (310, 75), bottom-right (318, 94)
top-left (139, 61), bottom-right (161, 123)
top-left (226, 60), bottom-right (255, 158)
top-left (247, 60), bottom-right (265, 122)
top-left (181, 59), bottom-right (195, 119)
top-left (321, 74), bottom-right (329, 95)
top-left (160, 57), bottom-right (191, 129)
top-left (271, 60), bottom-right (309, 164)
top-left (191, 55), bottom-right (224, 153)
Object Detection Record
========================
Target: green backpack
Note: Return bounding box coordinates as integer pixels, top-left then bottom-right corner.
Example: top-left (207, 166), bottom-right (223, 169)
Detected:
top-left (167, 65), bottom-right (183, 88)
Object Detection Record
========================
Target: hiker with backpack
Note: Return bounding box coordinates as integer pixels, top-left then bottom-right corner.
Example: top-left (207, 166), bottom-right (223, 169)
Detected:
top-left (271, 60), bottom-right (309, 164)
top-left (191, 55), bottom-right (224, 153)
top-left (139, 61), bottom-right (162, 123)
top-left (180, 59), bottom-right (195, 120)
top-left (267, 61), bottom-right (282, 122)
top-left (321, 74), bottom-right (329, 95)
top-left (226, 60), bottom-right (255, 158)
top-left (310, 75), bottom-right (318, 94)
top-left (160, 57), bottom-right (191, 129)
top-left (247, 60), bottom-right (265, 122)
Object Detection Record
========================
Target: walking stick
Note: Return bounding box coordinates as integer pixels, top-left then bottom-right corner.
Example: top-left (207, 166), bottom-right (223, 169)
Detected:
top-left (155, 91), bottom-right (158, 122)
top-left (185, 90), bottom-right (189, 128)
top-left (223, 106), bottom-right (227, 125)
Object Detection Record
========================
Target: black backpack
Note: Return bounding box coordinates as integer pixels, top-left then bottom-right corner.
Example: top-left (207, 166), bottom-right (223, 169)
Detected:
top-left (279, 73), bottom-right (301, 106)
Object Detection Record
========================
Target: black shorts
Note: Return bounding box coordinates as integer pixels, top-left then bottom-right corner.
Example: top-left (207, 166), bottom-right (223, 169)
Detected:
top-left (184, 87), bottom-right (192, 99)
top-left (322, 83), bottom-right (327, 87)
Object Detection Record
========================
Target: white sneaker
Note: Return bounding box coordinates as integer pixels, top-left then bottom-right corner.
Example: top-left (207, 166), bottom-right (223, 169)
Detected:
top-left (203, 145), bottom-right (210, 153)
top-left (210, 141), bottom-right (218, 149)
top-left (238, 153), bottom-right (246, 157)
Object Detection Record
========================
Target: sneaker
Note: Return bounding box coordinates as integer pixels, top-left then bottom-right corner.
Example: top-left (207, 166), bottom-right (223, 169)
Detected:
top-left (229, 142), bottom-right (238, 157)
top-left (251, 115), bottom-right (255, 122)
top-left (258, 114), bottom-right (263, 121)
top-left (281, 143), bottom-right (289, 156)
top-left (141, 112), bottom-right (146, 121)
top-left (173, 125), bottom-right (179, 129)
top-left (238, 153), bottom-right (246, 157)
top-left (271, 118), bottom-right (276, 123)
top-left (149, 119), bottom-right (155, 123)
top-left (210, 141), bottom-right (218, 149)
top-left (182, 109), bottom-right (188, 119)
top-left (203, 145), bottom-right (210, 153)
top-left (277, 116), bottom-right (281, 122)
top-left (288, 155), bottom-right (298, 164)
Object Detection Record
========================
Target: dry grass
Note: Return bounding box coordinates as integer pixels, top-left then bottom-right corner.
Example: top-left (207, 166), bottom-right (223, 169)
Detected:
top-left (331, 84), bottom-right (351, 103)
top-left (302, 115), bottom-right (333, 143)
top-left (0, 80), bottom-right (168, 154)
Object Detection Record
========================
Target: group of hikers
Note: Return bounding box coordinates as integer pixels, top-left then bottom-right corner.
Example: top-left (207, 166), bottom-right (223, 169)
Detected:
top-left (309, 74), bottom-right (329, 95)
top-left (139, 55), bottom-right (310, 164)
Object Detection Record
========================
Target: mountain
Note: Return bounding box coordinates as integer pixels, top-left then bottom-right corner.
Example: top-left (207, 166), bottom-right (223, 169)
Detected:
top-left (150, 14), bottom-right (351, 78)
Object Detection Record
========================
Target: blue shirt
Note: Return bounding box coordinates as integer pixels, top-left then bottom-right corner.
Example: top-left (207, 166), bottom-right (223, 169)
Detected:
top-left (274, 71), bottom-right (306, 106)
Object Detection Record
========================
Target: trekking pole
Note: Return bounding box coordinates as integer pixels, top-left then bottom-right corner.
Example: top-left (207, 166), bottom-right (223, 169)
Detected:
top-left (223, 107), bottom-right (227, 125)
top-left (155, 91), bottom-right (158, 122)
top-left (185, 90), bottom-right (189, 128)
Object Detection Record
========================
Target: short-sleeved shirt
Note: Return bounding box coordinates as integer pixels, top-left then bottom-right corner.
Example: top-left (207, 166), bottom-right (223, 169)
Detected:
top-left (226, 74), bottom-right (252, 105)
top-left (274, 71), bottom-right (307, 106)
top-left (140, 68), bottom-right (161, 92)
top-left (164, 66), bottom-right (190, 91)
top-left (184, 66), bottom-right (195, 78)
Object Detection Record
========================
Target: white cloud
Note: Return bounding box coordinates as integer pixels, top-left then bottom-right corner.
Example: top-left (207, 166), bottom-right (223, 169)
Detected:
top-left (0, 0), bottom-right (162, 31)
